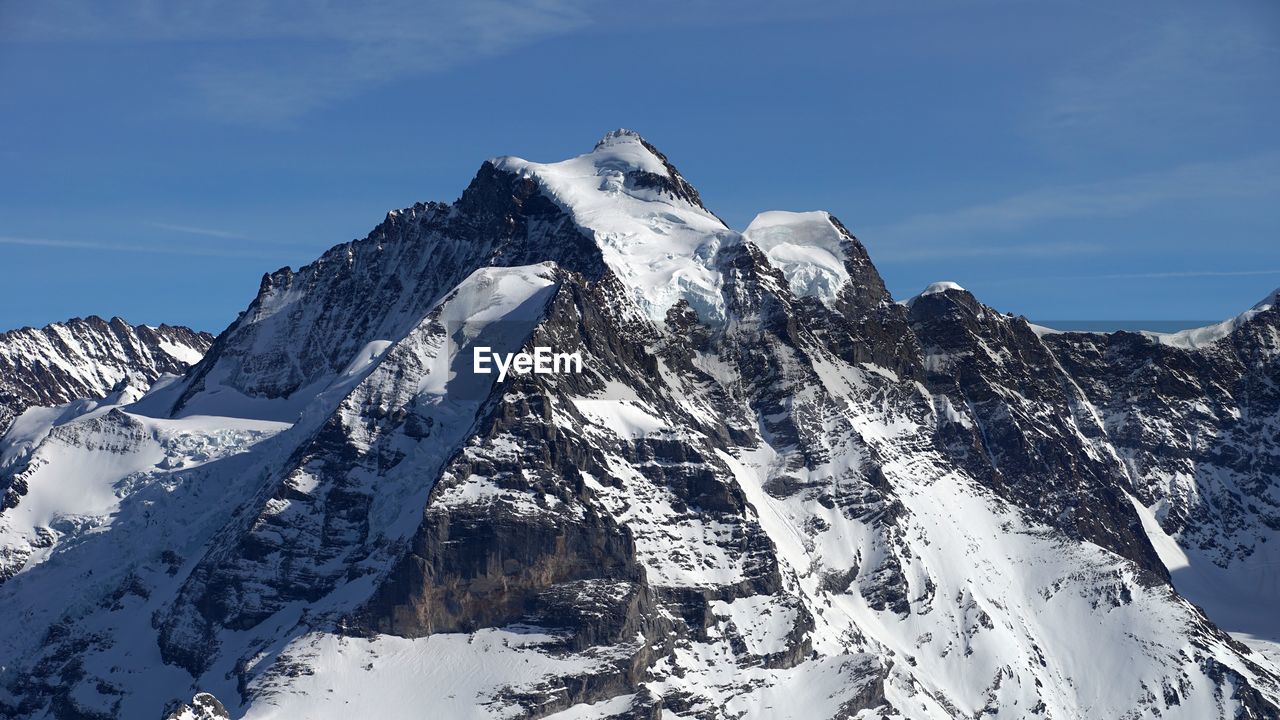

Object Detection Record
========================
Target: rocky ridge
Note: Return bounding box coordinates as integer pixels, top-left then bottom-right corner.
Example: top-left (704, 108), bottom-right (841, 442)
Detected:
top-left (0, 316), bottom-right (212, 435)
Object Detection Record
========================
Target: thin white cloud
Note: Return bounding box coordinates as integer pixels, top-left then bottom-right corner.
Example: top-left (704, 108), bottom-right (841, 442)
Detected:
top-left (871, 241), bottom-right (1104, 263)
top-left (1033, 7), bottom-right (1278, 150)
top-left (0, 235), bottom-right (290, 259)
top-left (147, 222), bottom-right (247, 240)
top-left (974, 268), bottom-right (1280, 290)
top-left (4, 0), bottom-right (589, 43)
top-left (5, 1), bottom-right (594, 124)
top-left (862, 152), bottom-right (1280, 257)
top-left (1068, 269), bottom-right (1280, 281)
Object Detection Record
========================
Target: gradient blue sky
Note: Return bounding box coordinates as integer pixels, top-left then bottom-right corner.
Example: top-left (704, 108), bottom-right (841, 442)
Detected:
top-left (2, 0), bottom-right (1278, 332)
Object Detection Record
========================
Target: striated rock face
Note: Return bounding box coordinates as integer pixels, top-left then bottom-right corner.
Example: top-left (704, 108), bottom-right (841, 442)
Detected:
top-left (361, 308), bottom-right (655, 642)
top-left (171, 163), bottom-right (604, 413)
top-left (907, 285), bottom-right (1169, 580)
top-left (2, 133), bottom-right (1280, 720)
top-left (1042, 305), bottom-right (1280, 568)
top-left (0, 316), bottom-right (212, 435)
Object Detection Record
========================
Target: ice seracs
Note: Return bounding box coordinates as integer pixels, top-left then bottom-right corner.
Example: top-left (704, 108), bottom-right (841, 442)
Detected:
top-left (743, 210), bottom-right (852, 306)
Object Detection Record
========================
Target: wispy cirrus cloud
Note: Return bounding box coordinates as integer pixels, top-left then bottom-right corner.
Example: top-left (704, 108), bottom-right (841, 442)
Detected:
top-left (1031, 6), bottom-right (1278, 152)
top-left (6, 0), bottom-right (594, 124)
top-left (1072, 269), bottom-right (1280, 281)
top-left (863, 152), bottom-right (1280, 260)
top-left (982, 268), bottom-right (1280, 287)
top-left (870, 241), bottom-right (1104, 263)
top-left (146, 221), bottom-right (247, 240)
top-left (0, 235), bottom-right (290, 259)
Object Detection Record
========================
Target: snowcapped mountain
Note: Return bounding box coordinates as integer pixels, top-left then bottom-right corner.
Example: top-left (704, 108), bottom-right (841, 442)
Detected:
top-left (2, 131), bottom-right (1279, 720)
top-left (0, 316), bottom-right (212, 437)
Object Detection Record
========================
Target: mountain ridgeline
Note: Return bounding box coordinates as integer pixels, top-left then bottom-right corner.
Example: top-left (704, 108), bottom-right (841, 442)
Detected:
top-left (0, 316), bottom-right (212, 437)
top-left (1, 131), bottom-right (1278, 720)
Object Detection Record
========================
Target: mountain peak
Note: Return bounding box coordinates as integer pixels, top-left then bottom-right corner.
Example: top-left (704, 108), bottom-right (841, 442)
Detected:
top-left (1253, 286), bottom-right (1280, 311)
top-left (903, 280), bottom-right (967, 308)
top-left (490, 132), bottom-right (732, 325)
top-left (0, 316), bottom-right (213, 436)
top-left (1152, 284), bottom-right (1280, 349)
top-left (921, 280), bottom-right (966, 296)
top-left (593, 127), bottom-right (648, 150)
top-left (495, 129), bottom-right (673, 184)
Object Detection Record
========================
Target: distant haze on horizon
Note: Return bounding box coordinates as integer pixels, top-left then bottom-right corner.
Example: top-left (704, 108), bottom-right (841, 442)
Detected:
top-left (2, 0), bottom-right (1277, 333)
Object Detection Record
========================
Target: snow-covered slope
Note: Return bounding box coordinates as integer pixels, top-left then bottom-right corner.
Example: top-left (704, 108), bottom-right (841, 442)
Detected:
top-left (1145, 286), bottom-right (1280, 349)
top-left (2, 133), bottom-right (1279, 720)
top-left (1042, 289), bottom-right (1280, 668)
top-left (0, 316), bottom-right (212, 436)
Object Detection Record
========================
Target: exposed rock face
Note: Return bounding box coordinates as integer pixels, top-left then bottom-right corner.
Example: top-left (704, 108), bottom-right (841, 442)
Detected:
top-left (172, 163), bottom-right (603, 412)
top-left (1, 133), bottom-right (1279, 720)
top-left (0, 316), bottom-right (211, 435)
top-left (362, 282), bottom-right (655, 643)
top-left (163, 693), bottom-right (229, 720)
top-left (1042, 302), bottom-right (1280, 567)
top-left (907, 285), bottom-right (1168, 580)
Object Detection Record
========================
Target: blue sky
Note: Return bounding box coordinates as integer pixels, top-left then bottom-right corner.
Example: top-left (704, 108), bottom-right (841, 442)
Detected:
top-left (2, 0), bottom-right (1277, 332)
